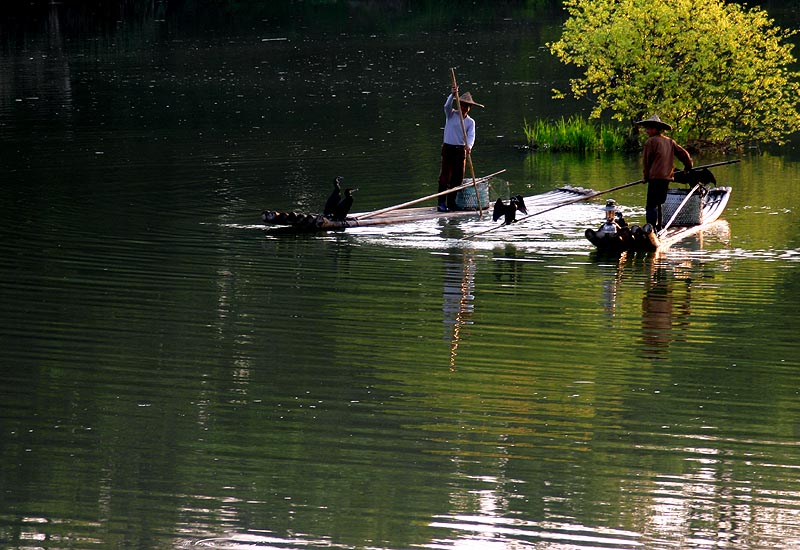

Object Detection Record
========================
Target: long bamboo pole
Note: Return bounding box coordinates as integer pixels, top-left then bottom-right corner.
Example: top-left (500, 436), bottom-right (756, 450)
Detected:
top-left (355, 169), bottom-right (506, 220)
top-left (449, 68), bottom-right (483, 218)
top-left (464, 179), bottom-right (644, 239)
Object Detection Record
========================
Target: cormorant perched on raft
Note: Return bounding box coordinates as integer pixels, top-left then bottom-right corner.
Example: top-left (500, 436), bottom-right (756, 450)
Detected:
top-left (332, 188), bottom-right (358, 221)
top-left (674, 167), bottom-right (716, 185)
top-left (492, 195), bottom-right (528, 225)
top-left (323, 176), bottom-right (343, 217)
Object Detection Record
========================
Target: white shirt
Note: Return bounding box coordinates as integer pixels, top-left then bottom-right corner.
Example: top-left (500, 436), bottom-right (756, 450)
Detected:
top-left (442, 94), bottom-right (475, 148)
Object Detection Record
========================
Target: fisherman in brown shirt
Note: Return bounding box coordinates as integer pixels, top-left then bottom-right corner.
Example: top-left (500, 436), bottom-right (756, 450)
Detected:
top-left (637, 115), bottom-right (693, 230)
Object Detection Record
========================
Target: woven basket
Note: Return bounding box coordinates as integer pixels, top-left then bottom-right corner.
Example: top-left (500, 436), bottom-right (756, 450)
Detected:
top-left (455, 180), bottom-right (490, 210)
top-left (663, 188), bottom-right (703, 226)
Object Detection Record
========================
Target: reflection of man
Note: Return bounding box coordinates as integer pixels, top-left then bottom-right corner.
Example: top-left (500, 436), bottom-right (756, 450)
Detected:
top-left (442, 251), bottom-right (476, 370)
top-left (640, 256), bottom-right (700, 359)
top-left (642, 273), bottom-right (673, 355)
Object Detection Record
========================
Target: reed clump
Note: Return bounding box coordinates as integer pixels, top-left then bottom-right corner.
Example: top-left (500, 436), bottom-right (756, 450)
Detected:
top-left (523, 115), bottom-right (627, 152)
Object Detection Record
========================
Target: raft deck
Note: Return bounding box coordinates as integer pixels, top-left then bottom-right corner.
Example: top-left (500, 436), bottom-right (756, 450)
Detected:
top-left (262, 185), bottom-right (597, 232)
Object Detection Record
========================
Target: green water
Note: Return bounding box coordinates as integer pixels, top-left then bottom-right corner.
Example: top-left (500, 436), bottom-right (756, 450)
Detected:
top-left (2, 5), bottom-right (800, 550)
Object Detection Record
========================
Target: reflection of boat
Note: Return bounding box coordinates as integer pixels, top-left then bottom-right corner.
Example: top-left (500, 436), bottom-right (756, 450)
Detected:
top-left (585, 186), bottom-right (732, 253)
top-left (262, 180), bottom-right (596, 232)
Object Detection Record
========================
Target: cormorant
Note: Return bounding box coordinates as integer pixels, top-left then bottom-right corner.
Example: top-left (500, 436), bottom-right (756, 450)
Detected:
top-left (492, 195), bottom-right (528, 225)
top-left (332, 188), bottom-right (357, 221)
top-left (674, 167), bottom-right (716, 186)
top-left (323, 176), bottom-right (344, 217)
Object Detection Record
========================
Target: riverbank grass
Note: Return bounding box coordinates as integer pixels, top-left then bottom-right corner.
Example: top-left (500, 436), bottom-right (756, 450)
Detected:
top-left (524, 115), bottom-right (627, 152)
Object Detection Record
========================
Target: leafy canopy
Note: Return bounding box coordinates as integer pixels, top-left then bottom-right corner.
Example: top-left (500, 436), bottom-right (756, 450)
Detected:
top-left (548, 0), bottom-right (800, 146)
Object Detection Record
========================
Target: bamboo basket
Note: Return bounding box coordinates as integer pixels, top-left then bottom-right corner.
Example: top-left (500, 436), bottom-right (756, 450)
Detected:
top-left (663, 188), bottom-right (703, 225)
top-left (455, 180), bottom-right (490, 210)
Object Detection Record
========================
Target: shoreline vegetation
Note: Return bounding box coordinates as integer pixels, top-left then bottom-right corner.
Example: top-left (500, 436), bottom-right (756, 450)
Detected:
top-left (547, 0), bottom-right (800, 151)
top-left (523, 116), bottom-right (629, 153)
top-left (522, 116), bottom-right (756, 154)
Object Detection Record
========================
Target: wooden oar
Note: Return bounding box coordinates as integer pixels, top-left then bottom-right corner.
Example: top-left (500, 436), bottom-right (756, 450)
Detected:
top-left (450, 68), bottom-right (483, 218)
top-left (355, 169), bottom-right (507, 220)
top-left (465, 158), bottom-right (742, 240)
top-left (658, 183), bottom-right (701, 236)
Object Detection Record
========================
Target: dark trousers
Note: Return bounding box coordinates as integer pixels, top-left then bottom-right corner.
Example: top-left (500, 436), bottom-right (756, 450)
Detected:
top-left (438, 144), bottom-right (466, 210)
top-left (646, 179), bottom-right (670, 229)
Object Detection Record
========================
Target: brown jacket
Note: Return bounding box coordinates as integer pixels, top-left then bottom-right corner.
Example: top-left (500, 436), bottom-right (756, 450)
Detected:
top-left (642, 134), bottom-right (693, 181)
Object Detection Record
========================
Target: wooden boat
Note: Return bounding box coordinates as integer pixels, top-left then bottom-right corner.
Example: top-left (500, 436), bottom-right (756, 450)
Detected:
top-left (585, 186), bottom-right (732, 252)
top-left (261, 178), bottom-right (598, 232)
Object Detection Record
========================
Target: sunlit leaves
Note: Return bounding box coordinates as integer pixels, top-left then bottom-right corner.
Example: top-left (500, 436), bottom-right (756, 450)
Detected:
top-left (548, 0), bottom-right (800, 147)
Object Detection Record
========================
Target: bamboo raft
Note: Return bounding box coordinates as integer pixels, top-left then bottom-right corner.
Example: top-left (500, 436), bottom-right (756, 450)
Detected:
top-left (585, 186), bottom-right (732, 252)
top-left (261, 174), bottom-right (598, 232)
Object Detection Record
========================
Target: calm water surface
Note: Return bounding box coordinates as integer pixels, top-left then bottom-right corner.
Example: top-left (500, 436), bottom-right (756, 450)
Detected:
top-left (2, 7), bottom-right (800, 550)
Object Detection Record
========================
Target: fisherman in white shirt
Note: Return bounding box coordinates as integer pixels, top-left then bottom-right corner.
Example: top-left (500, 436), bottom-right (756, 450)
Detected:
top-left (437, 85), bottom-right (483, 212)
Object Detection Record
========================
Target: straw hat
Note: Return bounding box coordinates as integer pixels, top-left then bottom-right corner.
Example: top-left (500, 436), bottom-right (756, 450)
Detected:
top-left (635, 114), bottom-right (672, 131)
top-left (603, 199), bottom-right (618, 212)
top-left (458, 92), bottom-right (484, 108)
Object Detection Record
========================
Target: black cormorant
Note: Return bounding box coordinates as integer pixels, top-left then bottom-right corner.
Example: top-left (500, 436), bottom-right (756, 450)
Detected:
top-left (332, 188), bottom-right (357, 221)
top-left (674, 167), bottom-right (716, 186)
top-left (323, 176), bottom-right (343, 217)
top-left (492, 195), bottom-right (527, 225)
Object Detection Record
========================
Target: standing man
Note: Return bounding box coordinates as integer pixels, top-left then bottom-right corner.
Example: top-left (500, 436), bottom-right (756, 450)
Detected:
top-left (438, 85), bottom-right (483, 212)
top-left (637, 114), bottom-right (693, 230)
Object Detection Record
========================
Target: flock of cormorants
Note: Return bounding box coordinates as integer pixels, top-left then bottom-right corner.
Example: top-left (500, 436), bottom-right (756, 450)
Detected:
top-left (323, 176), bottom-right (358, 221)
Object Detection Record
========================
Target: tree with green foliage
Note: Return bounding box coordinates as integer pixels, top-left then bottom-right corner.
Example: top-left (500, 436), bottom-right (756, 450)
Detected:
top-left (548, 0), bottom-right (800, 148)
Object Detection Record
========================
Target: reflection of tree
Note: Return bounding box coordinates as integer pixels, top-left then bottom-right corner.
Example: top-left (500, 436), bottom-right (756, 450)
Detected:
top-left (0, 4), bottom-right (74, 107)
top-left (1, 1), bottom-right (560, 35)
